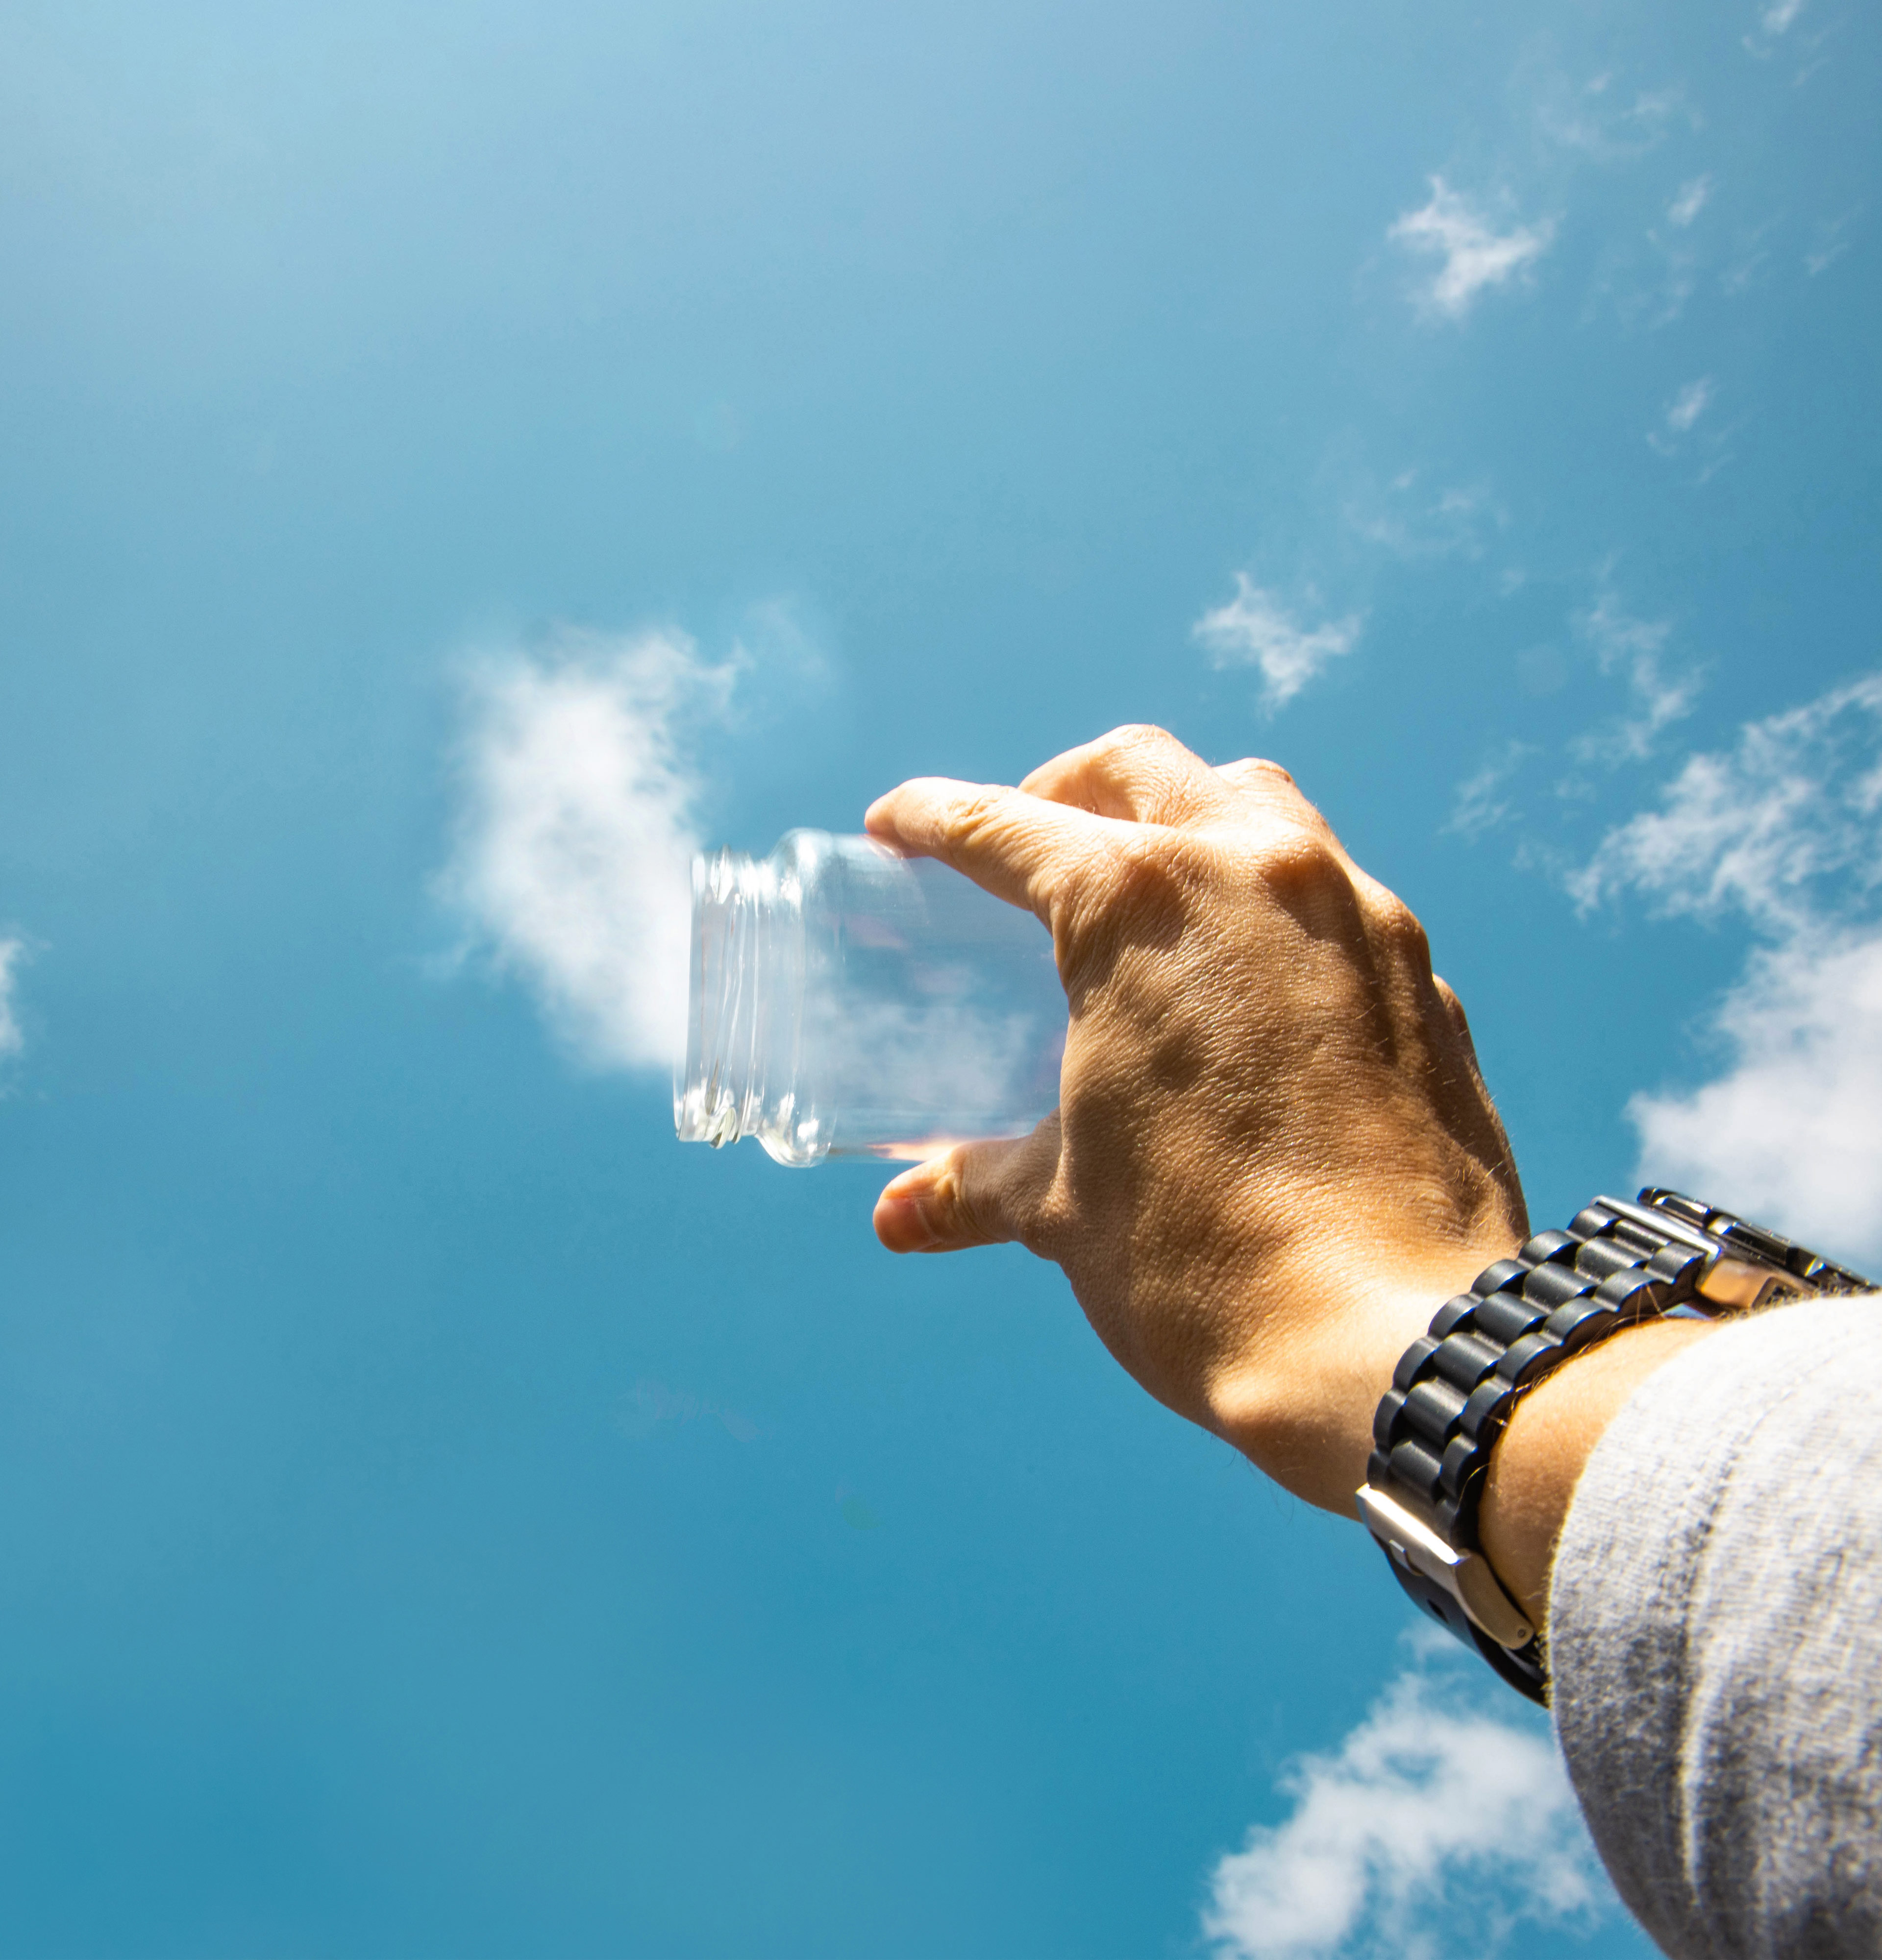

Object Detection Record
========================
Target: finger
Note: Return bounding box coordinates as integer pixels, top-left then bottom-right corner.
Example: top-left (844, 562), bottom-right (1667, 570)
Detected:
top-left (1020, 724), bottom-right (1237, 827)
top-left (872, 1119), bottom-right (1061, 1254)
top-left (865, 777), bottom-right (1116, 921)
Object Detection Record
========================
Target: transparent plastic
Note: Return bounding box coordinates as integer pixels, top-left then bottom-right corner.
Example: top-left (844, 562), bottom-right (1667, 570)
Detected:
top-left (673, 830), bottom-right (1067, 1166)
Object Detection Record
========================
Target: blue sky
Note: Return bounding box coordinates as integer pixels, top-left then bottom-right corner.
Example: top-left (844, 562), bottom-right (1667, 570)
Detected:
top-left (0, 1), bottom-right (1876, 1954)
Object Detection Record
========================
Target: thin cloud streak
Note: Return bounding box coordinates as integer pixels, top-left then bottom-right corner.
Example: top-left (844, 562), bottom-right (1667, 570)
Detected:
top-left (1388, 178), bottom-right (1554, 322)
top-left (1193, 577), bottom-right (1364, 713)
top-left (0, 936), bottom-right (25, 1060)
top-left (1806, 213), bottom-right (1856, 277)
top-left (1202, 1662), bottom-right (1601, 1960)
top-left (1668, 175), bottom-right (1713, 228)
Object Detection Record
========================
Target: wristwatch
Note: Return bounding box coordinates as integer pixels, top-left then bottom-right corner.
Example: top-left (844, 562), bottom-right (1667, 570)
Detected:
top-left (1360, 1187), bottom-right (1874, 1704)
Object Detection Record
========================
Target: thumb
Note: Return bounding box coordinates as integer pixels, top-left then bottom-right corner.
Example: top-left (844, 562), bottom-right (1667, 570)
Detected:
top-left (873, 1118), bottom-right (1061, 1254)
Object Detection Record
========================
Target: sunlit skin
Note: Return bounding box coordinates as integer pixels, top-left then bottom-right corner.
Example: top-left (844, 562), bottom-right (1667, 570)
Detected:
top-left (864, 725), bottom-right (1714, 1633)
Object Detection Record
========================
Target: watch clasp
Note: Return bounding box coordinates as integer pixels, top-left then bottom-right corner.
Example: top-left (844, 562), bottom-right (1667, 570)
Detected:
top-left (1355, 1484), bottom-right (1535, 1651)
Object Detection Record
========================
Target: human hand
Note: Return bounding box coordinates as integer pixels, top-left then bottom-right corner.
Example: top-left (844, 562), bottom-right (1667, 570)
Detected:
top-left (866, 725), bottom-right (1528, 1514)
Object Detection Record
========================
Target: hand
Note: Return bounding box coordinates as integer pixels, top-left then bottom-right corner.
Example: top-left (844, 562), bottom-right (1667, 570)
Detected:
top-left (866, 725), bottom-right (1529, 1515)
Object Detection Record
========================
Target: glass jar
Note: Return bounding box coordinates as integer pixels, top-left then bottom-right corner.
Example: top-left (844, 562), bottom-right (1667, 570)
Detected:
top-left (674, 830), bottom-right (1066, 1166)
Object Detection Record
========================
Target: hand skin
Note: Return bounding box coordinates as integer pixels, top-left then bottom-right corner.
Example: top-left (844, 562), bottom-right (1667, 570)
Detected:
top-left (866, 725), bottom-right (1709, 1634)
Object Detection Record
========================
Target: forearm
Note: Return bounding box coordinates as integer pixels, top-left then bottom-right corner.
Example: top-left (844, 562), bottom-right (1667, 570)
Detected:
top-left (1477, 1315), bottom-right (1716, 1627)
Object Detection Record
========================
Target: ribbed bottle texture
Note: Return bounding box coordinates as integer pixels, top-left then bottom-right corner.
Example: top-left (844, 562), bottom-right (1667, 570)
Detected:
top-left (673, 831), bottom-right (1065, 1166)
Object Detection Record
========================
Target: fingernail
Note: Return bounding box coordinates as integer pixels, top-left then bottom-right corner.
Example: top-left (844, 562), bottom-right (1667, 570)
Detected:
top-left (877, 1187), bottom-right (941, 1252)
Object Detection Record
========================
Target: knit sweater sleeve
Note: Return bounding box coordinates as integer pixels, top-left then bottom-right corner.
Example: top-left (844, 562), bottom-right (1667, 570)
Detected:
top-left (1549, 1298), bottom-right (1882, 1959)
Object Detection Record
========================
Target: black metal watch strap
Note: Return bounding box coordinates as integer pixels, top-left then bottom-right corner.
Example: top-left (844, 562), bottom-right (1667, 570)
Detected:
top-left (1360, 1187), bottom-right (1874, 1706)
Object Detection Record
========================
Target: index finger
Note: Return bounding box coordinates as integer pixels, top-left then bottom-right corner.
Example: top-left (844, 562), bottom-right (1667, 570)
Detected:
top-left (865, 777), bottom-right (1118, 923)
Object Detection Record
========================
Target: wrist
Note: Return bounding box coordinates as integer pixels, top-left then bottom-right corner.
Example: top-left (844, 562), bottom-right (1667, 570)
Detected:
top-left (1206, 1237), bottom-right (1524, 1514)
top-left (1357, 1186), bottom-right (1872, 1705)
top-left (1476, 1315), bottom-right (1715, 1626)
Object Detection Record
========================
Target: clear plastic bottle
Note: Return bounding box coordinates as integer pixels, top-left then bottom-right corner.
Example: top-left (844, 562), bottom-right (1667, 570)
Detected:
top-left (674, 830), bottom-right (1067, 1166)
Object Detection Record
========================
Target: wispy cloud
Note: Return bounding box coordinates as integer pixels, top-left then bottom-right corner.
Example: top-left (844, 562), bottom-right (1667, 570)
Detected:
top-left (1202, 1658), bottom-right (1602, 1960)
top-left (1806, 212), bottom-right (1857, 277)
top-left (1664, 378), bottom-right (1713, 433)
top-left (1747, 0), bottom-right (1807, 49)
top-left (1445, 741), bottom-right (1532, 841)
top-left (1539, 74), bottom-right (1694, 162)
top-left (1648, 376), bottom-right (1718, 460)
top-left (0, 936), bottom-right (26, 1061)
top-left (1343, 471), bottom-right (1502, 563)
top-left (1194, 577), bottom-right (1364, 713)
top-left (1667, 175), bottom-right (1713, 228)
top-left (1587, 196), bottom-right (1713, 333)
top-left (616, 1378), bottom-right (761, 1444)
top-left (1387, 179), bottom-right (1555, 322)
top-left (1575, 673), bottom-right (1882, 1259)
top-left (1573, 582), bottom-right (1704, 761)
top-left (437, 627), bottom-right (736, 1072)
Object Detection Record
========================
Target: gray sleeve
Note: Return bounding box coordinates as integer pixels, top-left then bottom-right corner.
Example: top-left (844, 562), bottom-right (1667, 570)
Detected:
top-left (1550, 1298), bottom-right (1882, 1960)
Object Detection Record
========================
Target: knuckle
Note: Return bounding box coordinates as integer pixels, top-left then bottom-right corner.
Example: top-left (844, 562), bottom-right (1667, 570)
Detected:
top-left (1244, 825), bottom-right (1371, 939)
top-left (1093, 828), bottom-right (1199, 909)
top-left (930, 1156), bottom-right (996, 1247)
top-left (1252, 821), bottom-right (1343, 891)
top-left (1092, 721), bottom-right (1177, 761)
top-left (1434, 974), bottom-right (1477, 1043)
top-left (1372, 893), bottom-right (1431, 962)
top-left (1055, 830), bottom-right (1202, 971)
top-left (949, 783), bottom-right (1015, 849)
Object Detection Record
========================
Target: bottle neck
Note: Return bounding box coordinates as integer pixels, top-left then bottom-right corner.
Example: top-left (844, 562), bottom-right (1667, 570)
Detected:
top-left (673, 847), bottom-right (789, 1149)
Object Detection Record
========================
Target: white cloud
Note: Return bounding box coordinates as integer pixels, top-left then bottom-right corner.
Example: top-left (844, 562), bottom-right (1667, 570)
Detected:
top-left (1572, 584), bottom-right (1703, 761)
top-left (1668, 175), bottom-right (1713, 227)
top-left (0, 936), bottom-right (26, 1060)
top-left (1194, 577), bottom-right (1364, 713)
top-left (1388, 179), bottom-right (1555, 322)
top-left (1571, 673), bottom-right (1882, 929)
top-left (1575, 673), bottom-right (1882, 1259)
top-left (437, 628), bottom-right (735, 1072)
top-left (1630, 930), bottom-right (1882, 1262)
top-left (1202, 1663), bottom-right (1601, 1960)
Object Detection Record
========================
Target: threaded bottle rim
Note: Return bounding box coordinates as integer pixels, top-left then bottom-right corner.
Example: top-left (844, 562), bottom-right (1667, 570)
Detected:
top-left (673, 848), bottom-right (771, 1146)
